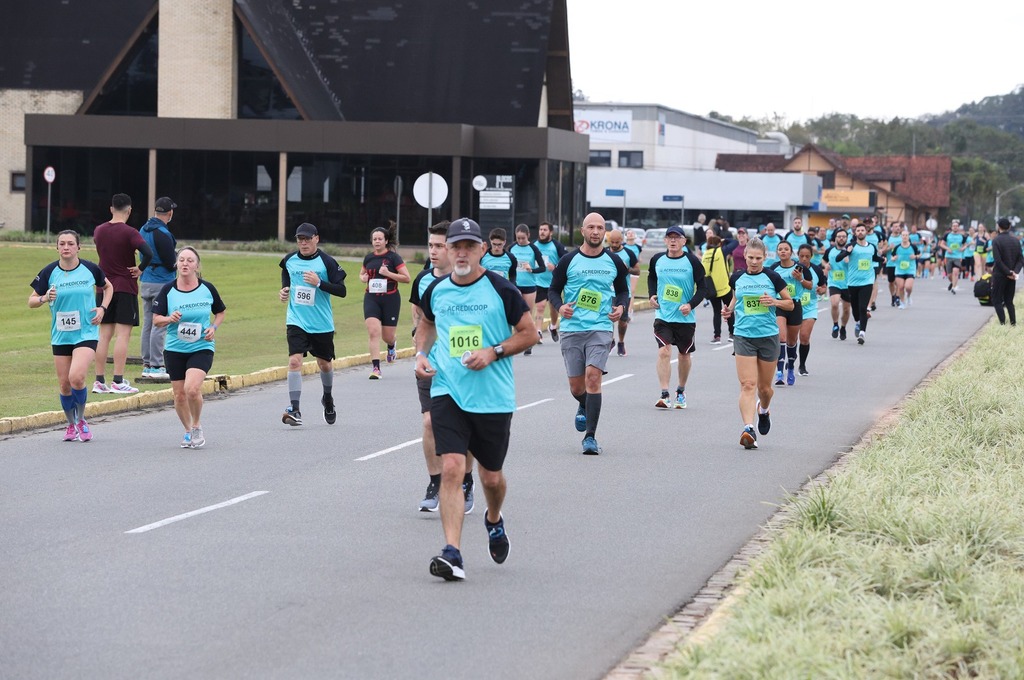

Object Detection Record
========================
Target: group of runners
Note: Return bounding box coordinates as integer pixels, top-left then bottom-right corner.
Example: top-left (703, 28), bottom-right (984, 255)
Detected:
top-left (30, 197), bottom-right (1023, 581)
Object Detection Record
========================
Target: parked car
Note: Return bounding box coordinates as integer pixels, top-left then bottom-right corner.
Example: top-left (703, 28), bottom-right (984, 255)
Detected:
top-left (643, 228), bottom-right (667, 250)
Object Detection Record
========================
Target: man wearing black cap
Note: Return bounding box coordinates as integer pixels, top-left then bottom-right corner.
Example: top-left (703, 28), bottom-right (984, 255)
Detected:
top-left (279, 222), bottom-right (347, 426)
top-left (139, 197), bottom-right (178, 379)
top-left (414, 218), bottom-right (538, 581)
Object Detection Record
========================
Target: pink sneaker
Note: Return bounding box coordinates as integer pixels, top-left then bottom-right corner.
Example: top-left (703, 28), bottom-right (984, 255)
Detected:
top-left (77, 419), bottom-right (92, 442)
top-left (109, 380), bottom-right (139, 394)
top-left (63, 424), bottom-right (80, 442)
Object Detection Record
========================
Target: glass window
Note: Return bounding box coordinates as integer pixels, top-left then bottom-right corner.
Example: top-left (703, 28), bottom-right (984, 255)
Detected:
top-left (238, 22), bottom-right (302, 120)
top-left (618, 151), bottom-right (643, 168)
top-left (86, 19), bottom-right (158, 116)
top-left (11, 172), bottom-right (26, 192)
top-left (819, 171), bottom-right (836, 190)
top-left (589, 150), bottom-right (611, 167)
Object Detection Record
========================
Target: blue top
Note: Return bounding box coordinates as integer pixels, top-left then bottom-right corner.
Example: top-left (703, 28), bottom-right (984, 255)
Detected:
top-left (153, 280), bottom-right (226, 353)
top-left (532, 240), bottom-right (565, 288)
top-left (892, 244), bottom-right (918, 274)
top-left (420, 271), bottom-right (529, 413)
top-left (481, 250), bottom-right (518, 283)
top-left (30, 259), bottom-right (106, 346)
top-left (610, 247), bottom-right (639, 272)
top-left (943, 232), bottom-right (967, 261)
top-left (280, 249), bottom-right (347, 333)
top-left (838, 243), bottom-right (878, 286)
top-left (509, 243), bottom-right (545, 287)
top-left (728, 269), bottom-right (788, 339)
top-left (647, 251), bottom-right (706, 323)
top-left (410, 267), bottom-right (439, 306)
top-left (825, 246), bottom-right (848, 289)
top-left (761, 235), bottom-right (782, 267)
top-left (549, 249), bottom-right (631, 333)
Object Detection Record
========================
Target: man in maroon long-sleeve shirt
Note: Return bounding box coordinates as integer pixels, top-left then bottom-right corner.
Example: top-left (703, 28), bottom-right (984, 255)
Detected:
top-left (92, 193), bottom-right (152, 394)
top-left (990, 217), bottom-right (1024, 326)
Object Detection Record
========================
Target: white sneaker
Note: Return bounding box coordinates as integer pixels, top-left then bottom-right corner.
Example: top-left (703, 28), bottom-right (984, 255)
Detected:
top-left (92, 380), bottom-right (111, 394)
top-left (109, 380), bottom-right (139, 394)
top-left (150, 366), bottom-right (169, 379)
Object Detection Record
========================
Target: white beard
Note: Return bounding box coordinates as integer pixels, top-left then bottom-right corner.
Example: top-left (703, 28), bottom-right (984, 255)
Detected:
top-left (454, 264), bottom-right (472, 277)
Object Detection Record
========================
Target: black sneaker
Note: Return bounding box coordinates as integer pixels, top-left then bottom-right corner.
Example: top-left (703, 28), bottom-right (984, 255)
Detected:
top-left (831, 324), bottom-right (839, 339)
top-left (430, 544), bottom-right (465, 581)
top-left (321, 395), bottom-right (336, 425)
top-left (418, 480), bottom-right (440, 512)
top-left (537, 330), bottom-right (543, 345)
top-left (486, 513), bottom-right (510, 564)
top-left (756, 404), bottom-right (771, 435)
top-left (870, 302), bottom-right (877, 311)
top-left (549, 325), bottom-right (559, 342)
top-left (798, 365), bottom-right (809, 377)
top-left (617, 341), bottom-right (626, 357)
top-left (282, 407), bottom-right (302, 426)
top-left (524, 347), bottom-right (533, 356)
top-left (839, 326), bottom-right (847, 341)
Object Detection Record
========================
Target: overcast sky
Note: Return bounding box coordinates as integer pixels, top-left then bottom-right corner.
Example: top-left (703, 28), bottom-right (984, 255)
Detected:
top-left (566, 0), bottom-right (1024, 123)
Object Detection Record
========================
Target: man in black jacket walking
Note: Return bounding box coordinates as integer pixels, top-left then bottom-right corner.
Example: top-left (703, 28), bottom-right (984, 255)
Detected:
top-left (990, 218), bottom-right (1024, 325)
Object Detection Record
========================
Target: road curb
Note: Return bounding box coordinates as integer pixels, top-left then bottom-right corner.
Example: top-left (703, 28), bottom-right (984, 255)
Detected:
top-left (0, 347), bottom-right (416, 436)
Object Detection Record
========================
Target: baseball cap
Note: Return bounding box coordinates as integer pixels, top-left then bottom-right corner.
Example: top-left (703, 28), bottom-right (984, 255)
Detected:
top-left (295, 222), bottom-right (318, 238)
top-left (841, 213), bottom-right (850, 220)
top-left (155, 197), bottom-right (177, 213)
top-left (665, 225), bottom-right (685, 237)
top-left (447, 218), bottom-right (483, 243)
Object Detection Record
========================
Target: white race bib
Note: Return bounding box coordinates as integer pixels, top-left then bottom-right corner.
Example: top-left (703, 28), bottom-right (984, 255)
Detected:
top-left (294, 285), bottom-right (316, 306)
top-left (368, 278), bottom-right (388, 294)
top-left (177, 322), bottom-right (202, 343)
top-left (56, 310), bottom-right (81, 332)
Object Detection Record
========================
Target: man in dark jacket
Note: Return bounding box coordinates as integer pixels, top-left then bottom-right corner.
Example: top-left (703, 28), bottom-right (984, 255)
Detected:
top-left (990, 217), bottom-right (1024, 325)
top-left (139, 197), bottom-right (178, 378)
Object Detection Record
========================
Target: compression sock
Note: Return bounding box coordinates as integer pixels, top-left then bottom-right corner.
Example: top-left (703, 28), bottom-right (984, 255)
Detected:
top-left (72, 387), bottom-right (88, 422)
top-left (786, 344), bottom-right (797, 370)
top-left (585, 393), bottom-right (602, 437)
top-left (288, 370), bottom-right (302, 411)
top-left (59, 393), bottom-right (76, 426)
top-left (799, 343), bottom-right (810, 368)
top-left (320, 368), bottom-right (334, 398)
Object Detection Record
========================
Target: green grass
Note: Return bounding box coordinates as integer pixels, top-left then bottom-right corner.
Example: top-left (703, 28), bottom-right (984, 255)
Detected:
top-left (1, 243), bottom-right (415, 418)
top-left (664, 322), bottom-right (1024, 677)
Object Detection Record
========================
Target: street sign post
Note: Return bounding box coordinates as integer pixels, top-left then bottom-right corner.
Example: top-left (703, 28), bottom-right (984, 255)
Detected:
top-left (412, 172), bottom-right (448, 231)
top-left (663, 194), bottom-right (684, 228)
top-left (44, 166), bottom-right (56, 243)
top-left (606, 189), bottom-right (626, 227)
top-left (393, 176), bottom-right (403, 244)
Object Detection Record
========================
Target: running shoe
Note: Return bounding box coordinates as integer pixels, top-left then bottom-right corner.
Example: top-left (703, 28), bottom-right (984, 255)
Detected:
top-left (775, 370), bottom-right (784, 386)
top-left (898, 301), bottom-right (906, 309)
top-left (740, 426), bottom-right (758, 450)
top-left (322, 395), bottom-right (337, 425)
top-left (950, 288), bottom-right (957, 295)
top-left (63, 424), bottom-right (80, 442)
top-left (870, 303), bottom-right (877, 311)
top-left (549, 325), bottom-right (559, 342)
top-left (463, 478), bottom-right (475, 515)
top-left (76, 419), bottom-right (92, 443)
top-left (674, 392), bottom-right (687, 409)
top-left (190, 427), bottom-right (206, 448)
top-left (947, 282), bottom-right (953, 292)
top-left (617, 342), bottom-right (626, 357)
top-left (180, 431), bottom-right (192, 448)
top-left (524, 347), bottom-right (533, 356)
top-left (419, 480), bottom-right (440, 512)
top-left (537, 330), bottom-right (543, 345)
top-left (798, 365), bottom-right (809, 377)
top-left (581, 435), bottom-right (601, 455)
top-left (150, 366), bottom-right (169, 379)
top-left (787, 368), bottom-right (796, 386)
top-left (109, 380), bottom-right (139, 394)
top-left (92, 381), bottom-right (111, 394)
top-left (369, 366), bottom-right (382, 379)
top-left (486, 514), bottom-right (510, 564)
top-left (141, 367), bottom-right (153, 377)
top-left (386, 347), bottom-right (397, 364)
top-left (756, 402), bottom-right (772, 435)
top-left (654, 396), bottom-right (670, 409)
top-left (430, 544), bottom-right (465, 581)
top-left (857, 330), bottom-right (866, 345)
top-left (831, 324), bottom-right (839, 339)
top-left (710, 336), bottom-right (721, 345)
top-left (282, 407), bottom-right (302, 426)
top-left (839, 326), bottom-right (847, 341)
top-left (574, 405), bottom-right (587, 432)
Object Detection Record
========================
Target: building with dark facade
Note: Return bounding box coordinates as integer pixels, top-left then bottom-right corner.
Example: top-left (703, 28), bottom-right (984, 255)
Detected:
top-left (2, 0), bottom-right (587, 244)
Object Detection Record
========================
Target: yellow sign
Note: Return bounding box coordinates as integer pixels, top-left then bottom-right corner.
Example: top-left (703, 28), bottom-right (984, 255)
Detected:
top-left (821, 190), bottom-right (876, 208)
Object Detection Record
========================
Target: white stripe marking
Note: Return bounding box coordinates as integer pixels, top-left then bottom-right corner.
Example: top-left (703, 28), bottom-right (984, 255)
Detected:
top-left (602, 373), bottom-right (634, 386)
top-left (712, 344), bottom-right (733, 351)
top-left (356, 399), bottom-right (555, 461)
top-left (126, 491), bottom-right (269, 534)
top-left (357, 438), bottom-right (423, 461)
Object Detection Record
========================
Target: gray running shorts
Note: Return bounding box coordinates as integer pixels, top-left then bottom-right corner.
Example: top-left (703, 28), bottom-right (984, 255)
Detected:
top-left (733, 334), bottom-right (779, 362)
top-left (559, 330), bottom-right (613, 377)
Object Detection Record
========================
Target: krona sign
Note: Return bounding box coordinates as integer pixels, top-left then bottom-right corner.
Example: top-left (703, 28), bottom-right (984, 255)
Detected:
top-left (574, 118), bottom-right (631, 134)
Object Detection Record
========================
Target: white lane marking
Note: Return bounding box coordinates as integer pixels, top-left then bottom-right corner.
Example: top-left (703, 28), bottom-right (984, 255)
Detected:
top-left (125, 491), bottom-right (269, 534)
top-left (357, 438), bottom-right (422, 461)
top-left (602, 373), bottom-right (634, 386)
top-left (713, 344), bottom-right (733, 351)
top-left (517, 398), bottom-right (554, 411)
top-left (356, 399), bottom-right (555, 461)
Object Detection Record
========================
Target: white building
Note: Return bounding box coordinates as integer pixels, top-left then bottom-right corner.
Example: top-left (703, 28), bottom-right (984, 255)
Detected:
top-left (574, 102), bottom-right (818, 231)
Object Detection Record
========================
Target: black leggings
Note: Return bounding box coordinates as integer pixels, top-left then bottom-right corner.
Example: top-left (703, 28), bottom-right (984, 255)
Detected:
top-left (991, 275), bottom-right (1017, 325)
top-left (709, 291), bottom-right (734, 338)
top-left (848, 284), bottom-right (873, 330)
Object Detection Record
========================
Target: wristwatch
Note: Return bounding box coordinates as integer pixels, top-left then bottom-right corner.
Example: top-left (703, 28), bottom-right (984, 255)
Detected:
top-left (492, 344), bottom-right (506, 359)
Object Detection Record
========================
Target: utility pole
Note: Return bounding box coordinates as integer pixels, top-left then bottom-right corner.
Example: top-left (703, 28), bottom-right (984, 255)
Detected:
top-left (995, 184), bottom-right (1024, 220)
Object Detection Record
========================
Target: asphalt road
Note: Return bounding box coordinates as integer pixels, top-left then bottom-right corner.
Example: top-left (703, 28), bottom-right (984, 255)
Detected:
top-left (0, 276), bottom-right (993, 679)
